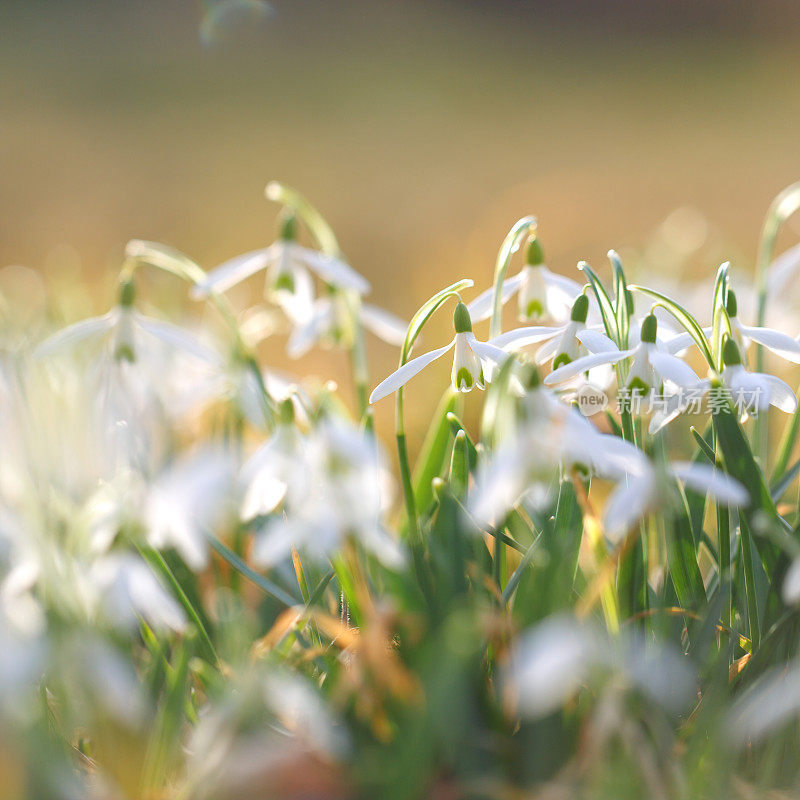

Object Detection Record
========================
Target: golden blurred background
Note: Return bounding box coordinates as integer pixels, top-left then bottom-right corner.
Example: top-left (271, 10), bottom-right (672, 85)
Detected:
top-left (2, 0), bottom-right (800, 443)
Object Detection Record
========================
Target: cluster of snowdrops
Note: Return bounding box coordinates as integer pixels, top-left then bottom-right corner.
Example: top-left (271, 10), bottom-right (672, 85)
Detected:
top-left (3, 181), bottom-right (800, 798)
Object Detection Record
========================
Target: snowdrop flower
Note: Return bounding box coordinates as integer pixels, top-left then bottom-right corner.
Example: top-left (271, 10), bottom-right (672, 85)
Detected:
top-left (240, 399), bottom-right (304, 520)
top-left (35, 278), bottom-right (225, 442)
top-left (661, 290), bottom-right (800, 363)
top-left (370, 302), bottom-right (531, 401)
top-left (145, 448), bottom-right (237, 571)
top-left (718, 337), bottom-right (797, 414)
top-left (491, 294), bottom-right (618, 370)
top-left (545, 313), bottom-right (701, 398)
top-left (192, 211), bottom-right (370, 325)
top-left (252, 416), bottom-right (403, 568)
top-left (505, 616), bottom-right (695, 719)
top-left (287, 292), bottom-right (406, 358)
top-left (723, 290), bottom-right (800, 363)
top-left (467, 236), bottom-right (583, 323)
top-left (602, 454), bottom-right (748, 542)
top-left (471, 371), bottom-right (646, 526)
top-left (89, 552), bottom-right (186, 634)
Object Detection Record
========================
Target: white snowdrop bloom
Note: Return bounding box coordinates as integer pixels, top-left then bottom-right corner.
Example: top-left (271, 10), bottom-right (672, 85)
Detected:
top-left (287, 293), bottom-right (406, 359)
top-left (545, 313), bottom-right (701, 399)
top-left (252, 417), bottom-right (403, 568)
top-left (490, 293), bottom-right (618, 370)
top-left (370, 302), bottom-right (540, 401)
top-left (240, 400), bottom-right (305, 521)
top-left (720, 338), bottom-right (797, 414)
top-left (192, 211), bottom-right (370, 325)
top-left (471, 374), bottom-right (645, 527)
top-left (504, 616), bottom-right (600, 718)
top-left (602, 456), bottom-right (748, 543)
top-left (665, 289), bottom-right (800, 363)
top-left (145, 448), bottom-right (237, 571)
top-left (467, 236), bottom-right (583, 324)
top-left (34, 280), bottom-right (226, 475)
top-left (89, 552), bottom-right (186, 634)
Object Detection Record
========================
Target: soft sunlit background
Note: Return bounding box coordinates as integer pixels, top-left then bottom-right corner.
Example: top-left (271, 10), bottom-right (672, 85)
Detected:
top-left (3, 0), bottom-right (800, 443)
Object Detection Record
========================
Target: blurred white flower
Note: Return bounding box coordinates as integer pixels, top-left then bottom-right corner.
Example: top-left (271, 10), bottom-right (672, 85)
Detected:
top-left (89, 553), bottom-right (186, 634)
top-left (602, 457), bottom-right (748, 543)
top-left (252, 416), bottom-right (403, 568)
top-left (192, 211), bottom-right (370, 325)
top-left (471, 378), bottom-right (644, 527)
top-left (287, 294), bottom-right (406, 359)
top-left (467, 236), bottom-right (582, 323)
top-left (505, 615), bottom-right (696, 719)
top-left (145, 448), bottom-right (237, 570)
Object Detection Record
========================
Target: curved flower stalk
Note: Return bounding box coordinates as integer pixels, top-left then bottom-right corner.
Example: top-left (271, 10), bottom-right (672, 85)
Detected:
top-left (251, 416), bottom-right (403, 569)
top-left (468, 235), bottom-right (583, 324)
top-left (602, 455), bottom-right (748, 542)
top-left (370, 302), bottom-right (539, 402)
top-left (287, 293), bottom-right (406, 359)
top-left (192, 211), bottom-right (370, 325)
top-left (545, 313), bottom-right (701, 399)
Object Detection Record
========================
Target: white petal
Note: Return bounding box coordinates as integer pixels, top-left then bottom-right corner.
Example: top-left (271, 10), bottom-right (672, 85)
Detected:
top-left (466, 273), bottom-right (525, 322)
top-left (468, 334), bottom-right (514, 368)
top-left (531, 337), bottom-right (559, 365)
top-left (369, 339), bottom-right (455, 403)
top-left (490, 325), bottom-right (563, 351)
top-left (761, 374), bottom-right (798, 413)
top-left (671, 462), bottom-right (749, 507)
top-left (34, 311), bottom-right (118, 358)
top-left (273, 262), bottom-right (316, 325)
top-left (192, 246), bottom-right (275, 297)
top-left (134, 313), bottom-right (224, 365)
top-left (296, 245), bottom-right (371, 295)
top-left (575, 328), bottom-right (618, 354)
top-left (664, 327), bottom-right (712, 355)
top-left (648, 349), bottom-right (701, 389)
top-left (545, 348), bottom-right (635, 385)
top-left (603, 472), bottom-right (655, 542)
top-left (544, 270), bottom-right (583, 296)
top-left (738, 324), bottom-right (800, 364)
top-left (360, 303), bottom-right (407, 345)
top-left (286, 302), bottom-right (334, 359)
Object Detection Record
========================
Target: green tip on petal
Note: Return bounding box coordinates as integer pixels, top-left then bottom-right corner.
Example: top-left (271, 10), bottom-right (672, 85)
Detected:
top-left (278, 398), bottom-right (295, 425)
top-left (454, 367), bottom-right (474, 390)
top-left (523, 299), bottom-right (544, 319)
top-left (118, 279), bottom-right (136, 308)
top-left (115, 343), bottom-right (135, 363)
top-left (627, 375), bottom-right (650, 396)
top-left (722, 336), bottom-right (742, 366)
top-left (525, 236), bottom-right (545, 266)
top-left (725, 289), bottom-right (738, 319)
top-left (274, 272), bottom-right (295, 292)
top-left (453, 302), bottom-right (473, 333)
top-left (278, 209), bottom-right (297, 241)
top-left (553, 352), bottom-right (572, 370)
top-left (640, 313), bottom-right (658, 344)
top-left (570, 294), bottom-right (589, 323)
